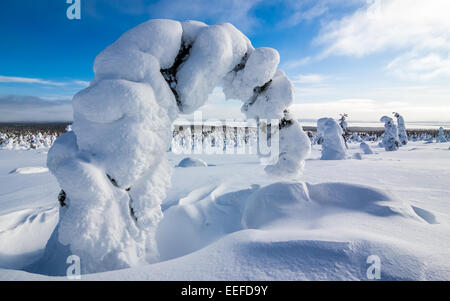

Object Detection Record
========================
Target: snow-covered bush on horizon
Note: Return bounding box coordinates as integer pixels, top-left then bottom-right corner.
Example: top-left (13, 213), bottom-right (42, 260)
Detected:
top-left (394, 112), bottom-right (408, 145)
top-left (317, 118), bottom-right (347, 160)
top-left (44, 19), bottom-right (311, 274)
top-left (437, 127), bottom-right (447, 143)
top-left (380, 116), bottom-right (400, 151)
top-left (360, 142), bottom-right (374, 154)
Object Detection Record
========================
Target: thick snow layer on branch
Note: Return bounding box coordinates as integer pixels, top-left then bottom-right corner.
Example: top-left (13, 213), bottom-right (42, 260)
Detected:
top-left (317, 118), bottom-right (347, 160)
top-left (46, 19), bottom-right (309, 273)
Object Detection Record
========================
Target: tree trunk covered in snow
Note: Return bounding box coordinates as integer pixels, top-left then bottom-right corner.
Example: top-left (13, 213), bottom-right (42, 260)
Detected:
top-left (45, 19), bottom-right (311, 273)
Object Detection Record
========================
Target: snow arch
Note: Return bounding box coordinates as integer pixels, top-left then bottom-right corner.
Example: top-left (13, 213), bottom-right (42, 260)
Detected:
top-left (46, 19), bottom-right (311, 273)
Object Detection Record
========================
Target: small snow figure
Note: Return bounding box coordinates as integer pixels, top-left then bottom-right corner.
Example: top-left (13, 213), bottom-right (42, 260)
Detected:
top-left (393, 112), bottom-right (408, 145)
top-left (380, 116), bottom-right (399, 151)
top-left (437, 127), bottom-right (447, 143)
top-left (360, 142), bottom-right (373, 154)
top-left (317, 117), bottom-right (347, 160)
top-left (338, 113), bottom-right (350, 149)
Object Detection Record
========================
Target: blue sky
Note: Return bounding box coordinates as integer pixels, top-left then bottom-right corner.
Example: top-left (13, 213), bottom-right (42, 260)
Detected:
top-left (1, 0), bottom-right (449, 122)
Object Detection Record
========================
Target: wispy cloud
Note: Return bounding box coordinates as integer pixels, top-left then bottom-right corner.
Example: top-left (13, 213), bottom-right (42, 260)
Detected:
top-left (0, 75), bottom-right (89, 87)
top-left (316, 0), bottom-right (450, 57)
top-left (282, 57), bottom-right (312, 69)
top-left (291, 98), bottom-right (450, 122)
top-left (386, 51), bottom-right (450, 80)
top-left (314, 0), bottom-right (450, 80)
top-left (146, 0), bottom-right (263, 32)
top-left (0, 95), bottom-right (73, 122)
top-left (0, 75), bottom-right (65, 86)
top-left (293, 74), bottom-right (327, 84)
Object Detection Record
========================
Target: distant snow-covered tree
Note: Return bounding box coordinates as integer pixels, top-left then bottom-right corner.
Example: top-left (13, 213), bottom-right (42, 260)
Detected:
top-left (393, 112), bottom-right (408, 145)
top-left (380, 116), bottom-right (399, 151)
top-left (437, 127), bottom-right (447, 143)
top-left (317, 117), bottom-right (347, 160)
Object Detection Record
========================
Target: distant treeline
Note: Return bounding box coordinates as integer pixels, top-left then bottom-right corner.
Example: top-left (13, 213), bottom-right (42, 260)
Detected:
top-left (0, 123), bottom-right (68, 136)
top-left (0, 122), bottom-right (446, 138)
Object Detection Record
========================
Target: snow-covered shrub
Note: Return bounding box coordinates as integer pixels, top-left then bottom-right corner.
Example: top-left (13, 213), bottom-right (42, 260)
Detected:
top-left (45, 19), bottom-right (311, 273)
top-left (437, 127), bottom-right (447, 143)
top-left (317, 118), bottom-right (347, 160)
top-left (394, 112), bottom-right (408, 145)
top-left (352, 152), bottom-right (363, 160)
top-left (360, 142), bottom-right (373, 154)
top-left (380, 116), bottom-right (399, 151)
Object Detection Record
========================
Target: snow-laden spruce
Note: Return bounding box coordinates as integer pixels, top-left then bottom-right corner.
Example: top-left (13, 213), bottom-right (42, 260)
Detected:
top-left (394, 112), bottom-right (408, 145)
top-left (437, 127), bottom-right (447, 143)
top-left (380, 116), bottom-right (400, 151)
top-left (45, 19), bottom-right (311, 273)
top-left (317, 118), bottom-right (347, 160)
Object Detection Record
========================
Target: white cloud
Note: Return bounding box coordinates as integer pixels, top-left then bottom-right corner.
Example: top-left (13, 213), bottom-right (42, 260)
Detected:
top-left (315, 0), bottom-right (450, 80)
top-left (293, 74), bottom-right (327, 84)
top-left (0, 75), bottom-right (90, 87)
top-left (282, 57), bottom-right (312, 69)
top-left (291, 98), bottom-right (450, 122)
top-left (0, 95), bottom-right (73, 122)
top-left (386, 51), bottom-right (450, 80)
top-left (279, 2), bottom-right (328, 28)
top-left (317, 0), bottom-right (450, 57)
top-left (146, 0), bottom-right (263, 32)
top-left (0, 75), bottom-right (65, 86)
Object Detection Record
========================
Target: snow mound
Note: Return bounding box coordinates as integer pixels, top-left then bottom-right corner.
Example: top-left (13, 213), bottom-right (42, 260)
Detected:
top-left (242, 182), bottom-right (311, 229)
top-left (352, 152), bottom-right (363, 160)
top-left (156, 181), bottom-right (411, 261)
top-left (411, 206), bottom-right (438, 224)
top-left (360, 142), bottom-right (373, 154)
top-left (0, 206), bottom-right (58, 269)
top-left (176, 157), bottom-right (208, 168)
top-left (8, 167), bottom-right (49, 175)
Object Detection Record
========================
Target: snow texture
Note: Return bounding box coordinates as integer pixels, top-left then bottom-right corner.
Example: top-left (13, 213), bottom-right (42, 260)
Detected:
top-left (380, 116), bottom-right (400, 151)
top-left (317, 118), bottom-right (347, 160)
top-left (1, 140), bottom-right (450, 280)
top-left (45, 19), bottom-right (310, 273)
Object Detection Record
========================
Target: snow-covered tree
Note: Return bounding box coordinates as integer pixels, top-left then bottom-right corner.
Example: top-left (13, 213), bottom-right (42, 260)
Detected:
top-left (317, 117), bottom-right (347, 160)
top-left (380, 116), bottom-right (399, 151)
top-left (338, 113), bottom-right (350, 148)
top-left (393, 112), bottom-right (408, 145)
top-left (360, 142), bottom-right (373, 154)
top-left (437, 127), bottom-right (447, 143)
top-left (45, 19), bottom-right (311, 273)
